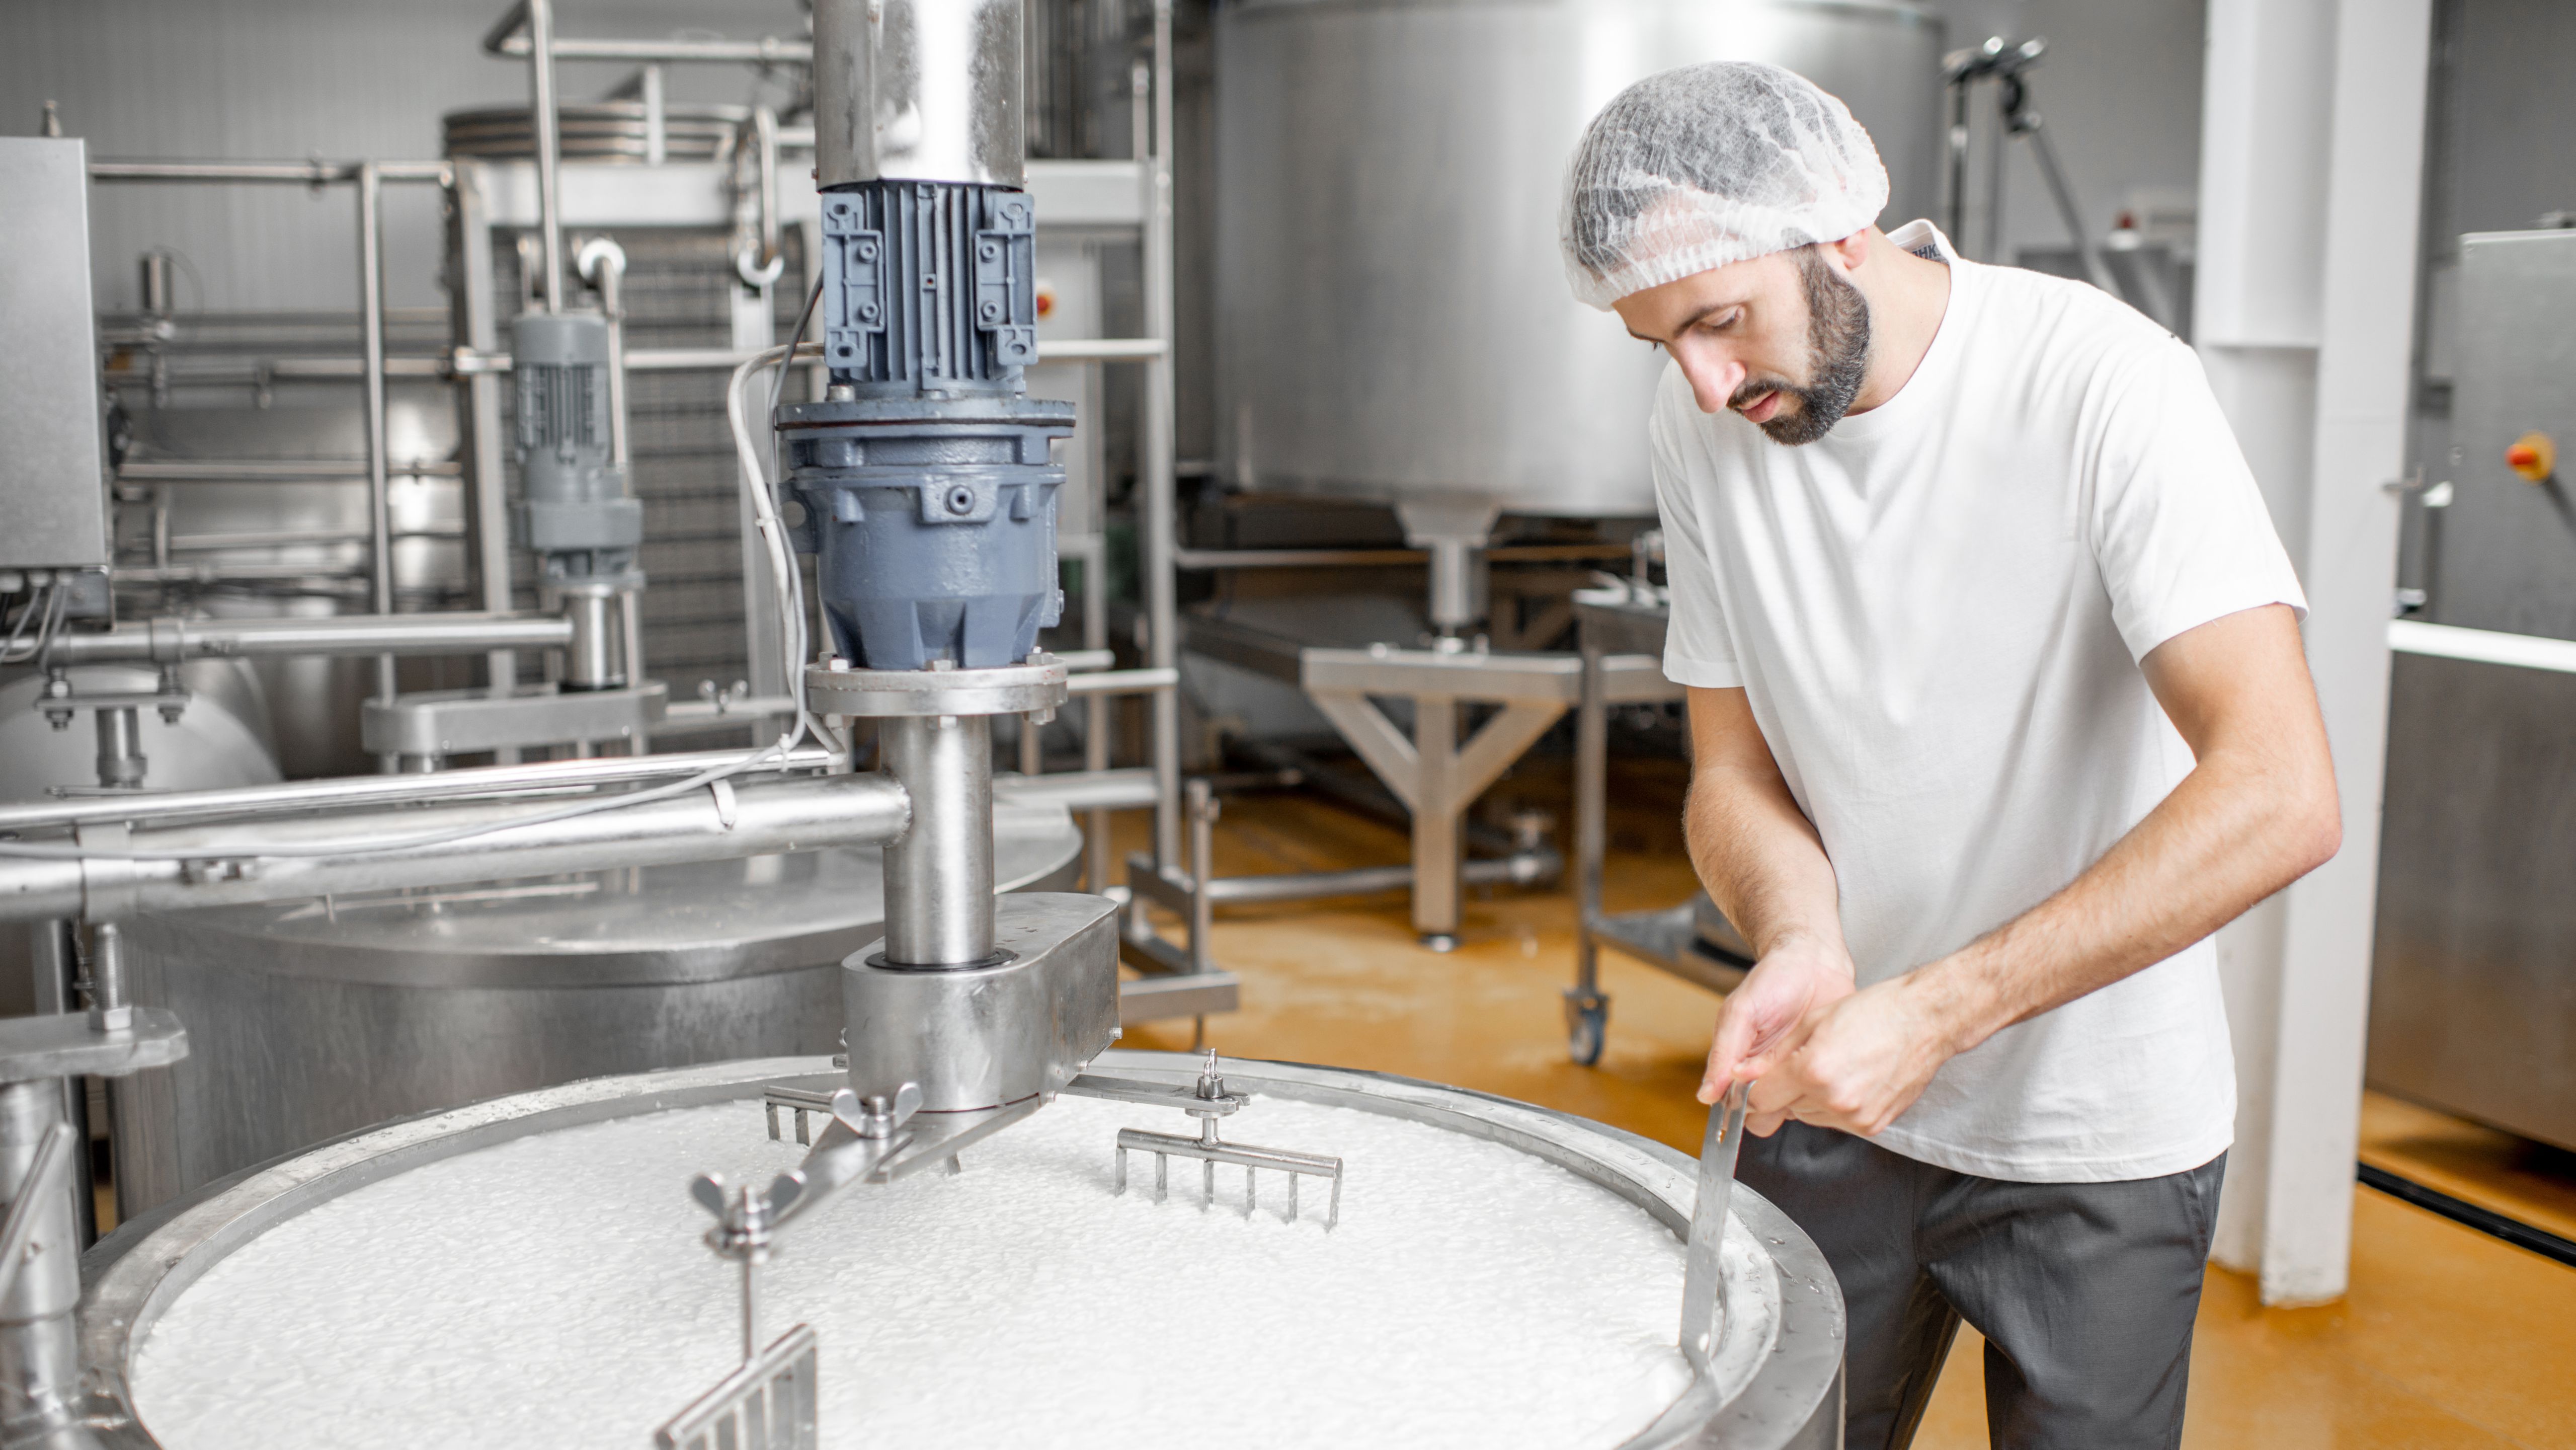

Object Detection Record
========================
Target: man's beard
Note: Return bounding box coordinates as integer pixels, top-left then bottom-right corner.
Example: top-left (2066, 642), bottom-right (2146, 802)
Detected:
top-left (1733, 247), bottom-right (1872, 446)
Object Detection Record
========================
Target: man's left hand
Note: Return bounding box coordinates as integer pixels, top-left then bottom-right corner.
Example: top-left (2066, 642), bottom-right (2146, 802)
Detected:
top-left (1744, 972), bottom-right (1968, 1137)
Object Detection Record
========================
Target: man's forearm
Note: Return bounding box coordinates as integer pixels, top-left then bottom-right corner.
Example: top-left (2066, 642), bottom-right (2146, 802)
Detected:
top-left (1684, 763), bottom-right (1847, 963)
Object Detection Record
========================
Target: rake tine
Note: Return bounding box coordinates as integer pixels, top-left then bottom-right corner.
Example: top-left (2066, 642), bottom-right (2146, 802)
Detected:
top-left (1327, 1171), bottom-right (1341, 1231)
top-left (1202, 1157), bottom-right (1215, 1210)
top-left (1246, 1166), bottom-right (1257, 1219)
top-left (796, 1108), bottom-right (812, 1147)
top-left (764, 1101), bottom-right (781, 1142)
top-left (1155, 1152), bottom-right (1169, 1203)
top-left (1115, 1143), bottom-right (1129, 1196)
top-left (1289, 1172), bottom-right (1299, 1224)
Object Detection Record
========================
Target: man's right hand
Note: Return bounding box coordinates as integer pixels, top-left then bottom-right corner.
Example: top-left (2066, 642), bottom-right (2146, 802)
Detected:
top-left (1699, 933), bottom-right (1857, 1131)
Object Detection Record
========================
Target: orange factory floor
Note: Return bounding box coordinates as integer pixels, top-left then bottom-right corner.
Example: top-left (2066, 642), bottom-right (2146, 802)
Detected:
top-left (1109, 757), bottom-right (2576, 1450)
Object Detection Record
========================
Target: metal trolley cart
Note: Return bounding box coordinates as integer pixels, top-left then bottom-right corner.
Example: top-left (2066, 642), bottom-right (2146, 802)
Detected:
top-left (1565, 580), bottom-right (1756, 1065)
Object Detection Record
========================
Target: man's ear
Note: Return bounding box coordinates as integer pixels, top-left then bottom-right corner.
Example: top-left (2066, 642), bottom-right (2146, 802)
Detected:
top-left (1826, 231), bottom-right (1871, 273)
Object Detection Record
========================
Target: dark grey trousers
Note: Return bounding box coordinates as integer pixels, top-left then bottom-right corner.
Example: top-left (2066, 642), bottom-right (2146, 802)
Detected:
top-left (1737, 1122), bottom-right (2225, 1450)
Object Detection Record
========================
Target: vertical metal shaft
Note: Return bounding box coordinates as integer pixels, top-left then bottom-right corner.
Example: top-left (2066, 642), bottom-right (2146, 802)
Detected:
top-left (357, 162), bottom-right (398, 739)
top-left (641, 63), bottom-right (667, 167)
top-left (92, 708), bottom-right (144, 790)
top-left (2017, 117), bottom-right (2121, 296)
top-left (559, 588), bottom-right (623, 690)
top-left (590, 249), bottom-right (629, 469)
top-left (1573, 630), bottom-right (1607, 1000)
top-left (879, 714), bottom-right (997, 965)
top-left (1083, 537), bottom-right (1111, 892)
top-left (24, 926), bottom-right (92, 1249)
top-left (1142, 7), bottom-right (1182, 871)
top-left (1185, 778), bottom-right (1216, 974)
top-left (85, 923), bottom-right (130, 1033)
top-left (0, 1081), bottom-right (93, 1449)
top-left (1411, 697), bottom-right (1460, 947)
top-left (526, 0), bottom-right (566, 313)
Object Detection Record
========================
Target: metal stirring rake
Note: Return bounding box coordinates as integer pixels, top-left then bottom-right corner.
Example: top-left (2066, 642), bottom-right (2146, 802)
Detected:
top-left (1103, 1050), bottom-right (1344, 1228)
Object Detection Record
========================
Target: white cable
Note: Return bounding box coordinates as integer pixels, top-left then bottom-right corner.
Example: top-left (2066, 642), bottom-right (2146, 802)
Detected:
top-left (725, 339), bottom-right (833, 749)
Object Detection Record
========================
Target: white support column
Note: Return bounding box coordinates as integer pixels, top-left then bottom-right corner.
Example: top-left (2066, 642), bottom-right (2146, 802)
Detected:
top-left (2195, 0), bottom-right (2434, 1305)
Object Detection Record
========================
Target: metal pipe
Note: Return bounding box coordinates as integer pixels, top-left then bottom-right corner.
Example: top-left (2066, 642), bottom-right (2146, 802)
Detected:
top-left (85, 923), bottom-right (129, 1031)
top-left (2015, 114), bottom-right (2123, 296)
top-left (1064, 666), bottom-right (1176, 696)
top-left (559, 588), bottom-right (623, 690)
top-left (23, 925), bottom-right (93, 1249)
top-left (0, 744), bottom-right (840, 834)
top-left (1074, 535), bottom-right (1113, 892)
top-left (1196, 850), bottom-right (1558, 906)
top-left (41, 614), bottom-right (573, 665)
top-left (576, 239), bottom-right (630, 468)
top-left (1139, 30), bottom-right (1182, 873)
top-left (641, 63), bottom-right (667, 166)
top-left (0, 772), bottom-right (909, 925)
top-left (877, 715), bottom-right (996, 966)
top-left (481, 4), bottom-right (813, 66)
top-left (92, 710), bottom-right (144, 791)
top-left (356, 161), bottom-right (398, 733)
top-left (452, 339), bottom-right (1165, 375)
top-left (88, 159), bottom-right (451, 185)
top-left (993, 767), bottom-right (1160, 813)
top-left (526, 0), bottom-right (565, 313)
top-left (114, 460), bottom-right (462, 481)
top-left (0, 1081), bottom-right (83, 1446)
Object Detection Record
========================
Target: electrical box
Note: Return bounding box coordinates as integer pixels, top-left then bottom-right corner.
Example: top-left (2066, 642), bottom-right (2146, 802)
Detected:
top-left (0, 137), bottom-right (110, 571)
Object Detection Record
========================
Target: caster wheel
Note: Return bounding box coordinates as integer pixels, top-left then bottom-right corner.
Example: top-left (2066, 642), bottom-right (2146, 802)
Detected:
top-left (1419, 933), bottom-right (1461, 953)
top-left (1563, 992), bottom-right (1609, 1066)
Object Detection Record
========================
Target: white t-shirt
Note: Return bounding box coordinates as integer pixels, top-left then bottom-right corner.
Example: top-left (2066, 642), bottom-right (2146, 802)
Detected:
top-left (1653, 221), bottom-right (2305, 1183)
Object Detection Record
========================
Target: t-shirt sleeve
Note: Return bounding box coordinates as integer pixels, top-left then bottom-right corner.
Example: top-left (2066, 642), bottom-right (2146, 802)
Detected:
top-left (2088, 338), bottom-right (2308, 662)
top-left (1649, 369), bottom-right (1744, 689)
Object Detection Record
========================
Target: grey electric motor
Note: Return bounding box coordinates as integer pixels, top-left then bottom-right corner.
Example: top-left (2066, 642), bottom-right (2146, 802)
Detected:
top-left (779, 182), bottom-right (1072, 669)
top-left (511, 310), bottom-right (643, 588)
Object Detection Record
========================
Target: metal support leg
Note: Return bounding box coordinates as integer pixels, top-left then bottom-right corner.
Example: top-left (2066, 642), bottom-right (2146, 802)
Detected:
top-left (22, 928), bottom-right (89, 1250)
top-left (1567, 636), bottom-right (1611, 1063)
top-left (1308, 689), bottom-right (1567, 951)
top-left (1411, 698), bottom-right (1462, 950)
top-left (0, 1081), bottom-right (96, 1450)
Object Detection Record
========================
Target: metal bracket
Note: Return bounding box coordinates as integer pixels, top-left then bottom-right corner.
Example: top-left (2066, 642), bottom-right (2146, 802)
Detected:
top-left (973, 192), bottom-right (1037, 366)
top-left (359, 680), bottom-right (668, 758)
top-left (820, 195), bottom-right (886, 371)
top-left (0, 1008), bottom-right (188, 1084)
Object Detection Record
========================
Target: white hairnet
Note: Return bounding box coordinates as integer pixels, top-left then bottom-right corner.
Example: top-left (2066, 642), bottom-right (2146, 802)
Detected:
top-left (1560, 61), bottom-right (1889, 310)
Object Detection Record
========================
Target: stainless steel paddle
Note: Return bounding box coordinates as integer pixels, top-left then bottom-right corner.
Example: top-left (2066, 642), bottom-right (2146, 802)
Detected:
top-left (1680, 1079), bottom-right (1750, 1370)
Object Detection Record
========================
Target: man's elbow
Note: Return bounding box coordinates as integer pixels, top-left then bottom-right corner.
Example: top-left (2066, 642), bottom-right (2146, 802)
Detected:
top-left (2281, 759), bottom-right (2342, 880)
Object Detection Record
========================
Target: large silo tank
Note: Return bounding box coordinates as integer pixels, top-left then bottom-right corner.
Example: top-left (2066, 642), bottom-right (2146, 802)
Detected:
top-left (1216, 0), bottom-right (1944, 518)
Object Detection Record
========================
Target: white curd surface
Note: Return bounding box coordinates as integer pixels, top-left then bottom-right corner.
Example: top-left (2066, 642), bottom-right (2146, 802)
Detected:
top-left (132, 1091), bottom-right (1720, 1449)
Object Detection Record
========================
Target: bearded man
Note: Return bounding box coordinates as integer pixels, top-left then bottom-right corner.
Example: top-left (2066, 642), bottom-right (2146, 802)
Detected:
top-left (1560, 62), bottom-right (2341, 1450)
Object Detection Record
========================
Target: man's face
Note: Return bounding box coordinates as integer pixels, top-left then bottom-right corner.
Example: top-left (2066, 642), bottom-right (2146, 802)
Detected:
top-left (1612, 244), bottom-right (1872, 446)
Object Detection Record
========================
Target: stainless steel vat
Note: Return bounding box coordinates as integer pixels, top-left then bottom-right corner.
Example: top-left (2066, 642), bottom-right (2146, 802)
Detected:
top-left (0, 661), bottom-right (281, 1018)
top-left (1215, 0), bottom-right (1944, 517)
top-left (110, 803), bottom-right (1084, 1216)
top-left (80, 1051), bottom-right (1846, 1449)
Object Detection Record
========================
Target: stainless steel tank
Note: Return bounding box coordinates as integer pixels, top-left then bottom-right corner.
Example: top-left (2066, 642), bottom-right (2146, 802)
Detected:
top-left (0, 662), bottom-right (281, 1017)
top-left (80, 1052), bottom-right (1846, 1448)
top-left (1215, 0), bottom-right (1944, 517)
top-left (110, 803), bottom-right (1084, 1215)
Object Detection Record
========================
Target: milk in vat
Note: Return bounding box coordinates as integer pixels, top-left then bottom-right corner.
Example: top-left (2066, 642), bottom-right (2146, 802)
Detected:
top-left (97, 1055), bottom-right (1840, 1449)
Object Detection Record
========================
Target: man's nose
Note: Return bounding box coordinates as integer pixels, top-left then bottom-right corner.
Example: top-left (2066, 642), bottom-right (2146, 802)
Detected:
top-left (1682, 353), bottom-right (1746, 415)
